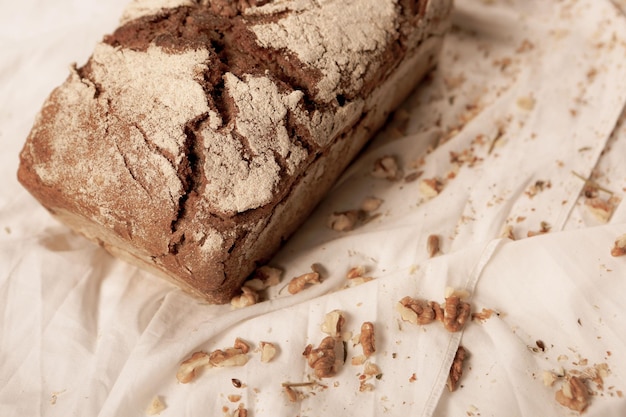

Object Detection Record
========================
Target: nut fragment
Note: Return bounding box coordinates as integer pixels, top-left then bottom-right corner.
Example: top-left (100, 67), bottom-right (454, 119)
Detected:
top-left (303, 336), bottom-right (338, 378)
top-left (397, 296), bottom-right (440, 325)
top-left (347, 266), bottom-right (367, 279)
top-left (359, 322), bottom-right (376, 358)
top-left (231, 286), bottom-right (259, 309)
top-left (525, 179), bottom-right (551, 198)
top-left (234, 404), bottom-right (248, 417)
top-left (259, 342), bottom-right (278, 363)
top-left (328, 210), bottom-right (365, 232)
top-left (361, 196), bottom-right (384, 212)
top-left (442, 296), bottom-right (471, 332)
top-left (176, 351), bottom-right (212, 383)
top-left (244, 266), bottom-right (282, 291)
top-left (371, 155), bottom-right (401, 181)
top-left (233, 338), bottom-right (250, 354)
top-left (209, 348), bottom-right (249, 368)
top-left (288, 271), bottom-right (321, 294)
top-left (427, 234), bottom-right (441, 258)
top-left (447, 346), bottom-right (467, 392)
top-left (321, 310), bottom-right (345, 338)
top-left (611, 234), bottom-right (626, 257)
top-left (555, 376), bottom-right (589, 413)
top-left (585, 196), bottom-right (620, 223)
top-left (145, 396), bottom-right (166, 415)
top-left (363, 361), bottom-right (381, 377)
top-left (419, 177), bottom-right (444, 198)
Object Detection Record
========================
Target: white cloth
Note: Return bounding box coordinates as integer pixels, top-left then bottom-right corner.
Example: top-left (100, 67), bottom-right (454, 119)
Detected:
top-left (1, 0), bottom-right (626, 416)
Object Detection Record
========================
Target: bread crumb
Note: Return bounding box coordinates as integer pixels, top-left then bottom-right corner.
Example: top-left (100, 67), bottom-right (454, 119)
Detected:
top-left (145, 396), bottom-right (166, 415)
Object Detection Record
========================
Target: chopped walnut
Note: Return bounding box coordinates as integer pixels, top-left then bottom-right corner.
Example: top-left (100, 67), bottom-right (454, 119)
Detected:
top-left (288, 271), bottom-right (321, 294)
top-left (397, 296), bottom-right (439, 325)
top-left (145, 396), bottom-right (166, 415)
top-left (585, 196), bottom-right (620, 223)
top-left (231, 286), bottom-right (259, 309)
top-left (404, 170), bottom-right (423, 183)
top-left (321, 310), bottom-right (345, 338)
top-left (244, 266), bottom-right (282, 291)
top-left (259, 342), bottom-right (277, 363)
top-left (363, 361), bottom-right (381, 377)
top-left (444, 287), bottom-right (471, 300)
top-left (347, 266), bottom-right (367, 279)
top-left (227, 395), bottom-right (242, 403)
top-left (359, 322), bottom-right (376, 358)
top-left (371, 155), bottom-right (401, 181)
top-left (543, 370), bottom-right (559, 387)
top-left (233, 338), bottom-right (250, 354)
top-left (447, 346), bottom-right (467, 392)
top-left (235, 404), bottom-right (248, 417)
top-left (442, 296), bottom-right (471, 332)
top-left (611, 234), bottom-right (626, 257)
top-left (427, 234), bottom-right (441, 258)
top-left (555, 376), bottom-right (589, 413)
top-left (501, 225), bottom-right (516, 240)
top-left (351, 355), bottom-right (366, 366)
top-left (471, 308), bottom-right (495, 322)
top-left (303, 336), bottom-right (338, 378)
top-left (328, 210), bottom-right (365, 232)
top-left (419, 177), bottom-right (444, 198)
top-left (345, 266), bottom-right (374, 286)
top-left (209, 348), bottom-right (249, 368)
top-left (359, 382), bottom-right (375, 392)
top-left (525, 180), bottom-right (551, 198)
top-left (176, 351), bottom-right (212, 383)
top-left (361, 196), bottom-right (384, 212)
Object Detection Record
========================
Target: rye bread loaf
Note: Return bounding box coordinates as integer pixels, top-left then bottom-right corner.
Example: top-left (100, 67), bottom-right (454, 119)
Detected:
top-left (18, 0), bottom-right (452, 303)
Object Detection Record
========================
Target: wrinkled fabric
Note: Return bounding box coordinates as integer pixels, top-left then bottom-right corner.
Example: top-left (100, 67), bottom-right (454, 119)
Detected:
top-left (1, 0), bottom-right (626, 416)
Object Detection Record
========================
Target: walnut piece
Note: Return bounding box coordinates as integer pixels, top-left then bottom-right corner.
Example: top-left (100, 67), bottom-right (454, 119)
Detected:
top-left (442, 295), bottom-right (471, 332)
top-left (259, 342), bottom-right (277, 363)
top-left (288, 271), bottom-right (321, 294)
top-left (471, 308), bottom-right (495, 322)
top-left (555, 376), bottom-right (589, 413)
top-left (427, 234), bottom-right (441, 258)
top-left (363, 361), bottom-right (381, 377)
top-left (230, 286), bottom-right (259, 309)
top-left (209, 347), bottom-right (249, 368)
top-left (542, 370), bottom-right (558, 387)
top-left (371, 155), bottom-right (401, 181)
top-left (397, 296), bottom-right (440, 325)
top-left (327, 210), bottom-right (365, 232)
top-left (321, 310), bottom-right (345, 338)
top-left (176, 351), bottom-right (212, 383)
top-left (361, 196), bottom-right (384, 212)
top-left (419, 177), bottom-right (444, 198)
top-left (244, 265), bottom-right (282, 291)
top-left (303, 336), bottom-right (338, 379)
top-left (447, 346), bottom-right (467, 392)
top-left (234, 404), bottom-right (248, 417)
top-left (145, 396), bottom-right (166, 415)
top-left (359, 322), bottom-right (376, 358)
top-left (233, 338), bottom-right (250, 354)
top-left (611, 234), bottom-right (626, 257)
top-left (347, 266), bottom-right (367, 279)
top-left (585, 196), bottom-right (620, 223)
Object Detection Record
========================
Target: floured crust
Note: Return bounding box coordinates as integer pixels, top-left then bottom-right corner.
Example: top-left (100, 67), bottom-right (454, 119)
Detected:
top-left (18, 0), bottom-right (452, 303)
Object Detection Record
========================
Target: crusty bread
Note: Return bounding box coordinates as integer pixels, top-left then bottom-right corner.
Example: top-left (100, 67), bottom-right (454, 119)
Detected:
top-left (18, 0), bottom-right (452, 303)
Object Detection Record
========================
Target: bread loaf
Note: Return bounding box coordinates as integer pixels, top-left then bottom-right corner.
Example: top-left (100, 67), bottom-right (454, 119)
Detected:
top-left (18, 0), bottom-right (452, 303)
